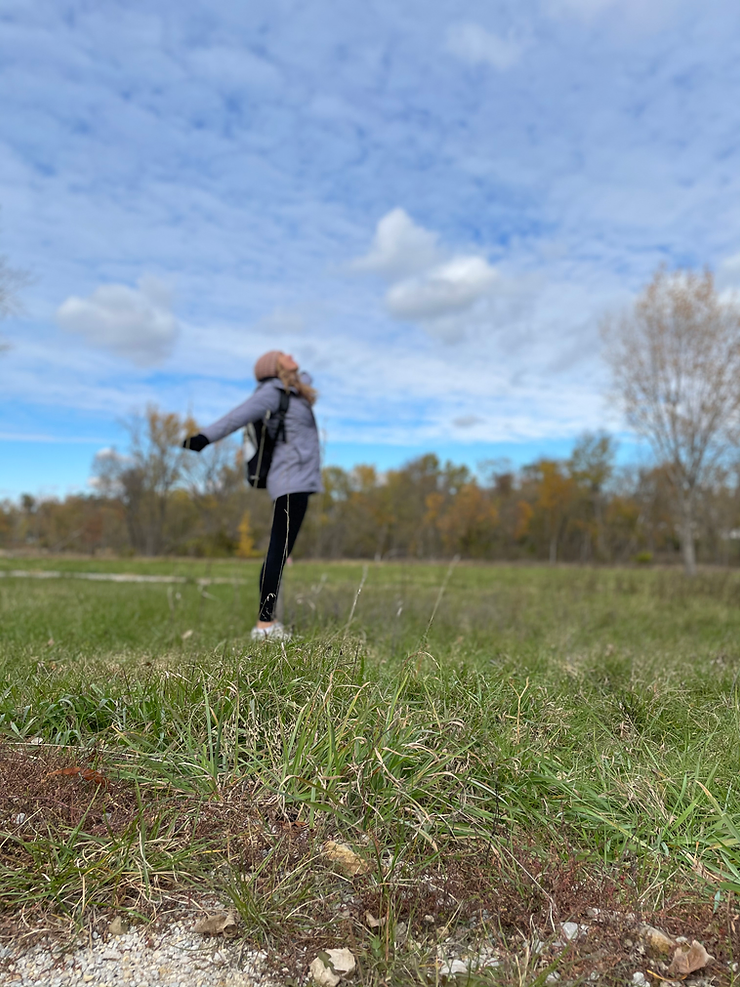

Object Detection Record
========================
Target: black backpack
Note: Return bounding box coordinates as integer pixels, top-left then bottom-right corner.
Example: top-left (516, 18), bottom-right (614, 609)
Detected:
top-left (244, 388), bottom-right (290, 488)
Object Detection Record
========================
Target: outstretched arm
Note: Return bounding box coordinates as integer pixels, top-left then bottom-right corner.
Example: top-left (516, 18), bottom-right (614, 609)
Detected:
top-left (200, 384), bottom-right (283, 444)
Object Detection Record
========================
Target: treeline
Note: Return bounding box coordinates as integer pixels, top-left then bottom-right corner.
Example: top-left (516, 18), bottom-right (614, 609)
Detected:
top-left (3, 408), bottom-right (740, 565)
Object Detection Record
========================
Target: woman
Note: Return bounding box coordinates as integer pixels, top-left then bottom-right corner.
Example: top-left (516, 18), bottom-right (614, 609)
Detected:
top-left (184, 350), bottom-right (321, 640)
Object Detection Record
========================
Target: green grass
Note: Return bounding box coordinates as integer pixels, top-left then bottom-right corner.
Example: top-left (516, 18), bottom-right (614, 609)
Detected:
top-left (2, 559), bottom-right (740, 983)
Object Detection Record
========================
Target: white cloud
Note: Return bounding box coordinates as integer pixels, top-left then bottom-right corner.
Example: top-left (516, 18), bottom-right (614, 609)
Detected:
top-left (453, 414), bottom-right (485, 428)
top-left (547, 0), bottom-right (616, 16)
top-left (544, 0), bottom-right (687, 29)
top-left (56, 276), bottom-right (179, 367)
top-left (353, 210), bottom-right (532, 340)
top-left (93, 446), bottom-right (129, 462)
top-left (351, 208), bottom-right (443, 280)
top-left (386, 255), bottom-right (499, 320)
top-left (446, 22), bottom-right (525, 71)
top-left (187, 45), bottom-right (281, 90)
top-left (253, 307), bottom-right (306, 336)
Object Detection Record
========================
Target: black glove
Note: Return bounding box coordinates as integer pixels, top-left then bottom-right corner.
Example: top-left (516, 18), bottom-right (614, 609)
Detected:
top-left (183, 433), bottom-right (210, 452)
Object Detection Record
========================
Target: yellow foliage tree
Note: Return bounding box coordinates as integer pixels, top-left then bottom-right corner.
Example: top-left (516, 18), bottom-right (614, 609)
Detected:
top-left (514, 500), bottom-right (534, 541)
top-left (236, 511), bottom-right (256, 558)
top-left (436, 482), bottom-right (499, 557)
top-left (538, 460), bottom-right (576, 563)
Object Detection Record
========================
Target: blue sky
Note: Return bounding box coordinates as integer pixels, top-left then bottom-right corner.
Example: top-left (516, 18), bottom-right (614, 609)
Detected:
top-left (2, 0), bottom-right (740, 499)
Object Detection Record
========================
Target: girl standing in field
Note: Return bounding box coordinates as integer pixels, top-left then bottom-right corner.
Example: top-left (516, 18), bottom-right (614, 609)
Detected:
top-left (183, 350), bottom-right (321, 641)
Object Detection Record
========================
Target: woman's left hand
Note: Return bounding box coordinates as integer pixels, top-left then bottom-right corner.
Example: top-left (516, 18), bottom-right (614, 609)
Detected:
top-left (183, 433), bottom-right (210, 452)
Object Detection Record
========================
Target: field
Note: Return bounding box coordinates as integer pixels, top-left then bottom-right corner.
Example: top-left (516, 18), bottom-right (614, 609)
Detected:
top-left (2, 556), bottom-right (740, 984)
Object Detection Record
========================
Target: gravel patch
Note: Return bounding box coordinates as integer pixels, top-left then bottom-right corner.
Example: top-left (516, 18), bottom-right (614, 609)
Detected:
top-left (1, 915), bottom-right (280, 987)
top-left (0, 570), bottom-right (248, 585)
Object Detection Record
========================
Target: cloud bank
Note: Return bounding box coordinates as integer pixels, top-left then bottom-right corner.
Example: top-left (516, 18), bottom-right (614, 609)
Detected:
top-left (1, 0), bottom-right (739, 497)
top-left (56, 277), bottom-right (178, 367)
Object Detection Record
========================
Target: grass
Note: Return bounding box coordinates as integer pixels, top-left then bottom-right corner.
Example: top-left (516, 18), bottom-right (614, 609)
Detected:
top-left (1, 558), bottom-right (740, 983)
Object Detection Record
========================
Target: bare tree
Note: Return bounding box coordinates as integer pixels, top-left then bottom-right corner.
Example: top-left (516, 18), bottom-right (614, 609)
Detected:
top-left (602, 268), bottom-right (740, 575)
top-left (92, 406), bottom-right (192, 555)
top-left (0, 257), bottom-right (25, 317)
top-left (1, 225), bottom-right (30, 351)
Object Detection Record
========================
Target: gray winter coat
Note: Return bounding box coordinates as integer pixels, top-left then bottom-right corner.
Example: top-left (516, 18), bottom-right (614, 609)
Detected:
top-left (201, 376), bottom-right (322, 500)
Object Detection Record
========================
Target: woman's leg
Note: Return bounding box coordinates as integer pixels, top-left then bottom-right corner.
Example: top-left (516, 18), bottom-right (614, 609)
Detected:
top-left (257, 492), bottom-right (310, 624)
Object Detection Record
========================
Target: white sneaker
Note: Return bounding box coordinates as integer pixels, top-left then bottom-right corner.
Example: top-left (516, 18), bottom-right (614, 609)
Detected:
top-left (250, 621), bottom-right (292, 641)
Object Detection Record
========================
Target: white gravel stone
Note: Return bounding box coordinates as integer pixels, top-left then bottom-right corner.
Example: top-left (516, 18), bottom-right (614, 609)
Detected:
top-left (439, 958), bottom-right (471, 977)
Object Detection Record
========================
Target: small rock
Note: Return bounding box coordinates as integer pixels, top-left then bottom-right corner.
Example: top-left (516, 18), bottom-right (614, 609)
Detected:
top-left (476, 947), bottom-right (500, 969)
top-left (193, 910), bottom-right (236, 935)
top-left (109, 916), bottom-right (128, 936)
top-left (309, 947), bottom-right (356, 986)
top-left (632, 973), bottom-right (648, 986)
top-left (641, 925), bottom-right (675, 956)
top-left (561, 922), bottom-right (579, 941)
top-left (322, 840), bottom-right (369, 877)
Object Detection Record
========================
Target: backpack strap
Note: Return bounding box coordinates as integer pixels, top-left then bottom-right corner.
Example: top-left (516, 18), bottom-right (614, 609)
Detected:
top-left (274, 387), bottom-right (290, 442)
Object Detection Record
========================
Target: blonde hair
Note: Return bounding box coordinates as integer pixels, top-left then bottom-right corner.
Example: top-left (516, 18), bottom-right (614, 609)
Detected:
top-left (277, 366), bottom-right (318, 406)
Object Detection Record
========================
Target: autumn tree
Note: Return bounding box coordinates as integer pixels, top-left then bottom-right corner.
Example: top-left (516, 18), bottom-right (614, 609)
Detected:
top-left (435, 482), bottom-right (499, 556)
top-left (522, 459), bottom-right (576, 563)
top-left (0, 501), bottom-right (14, 546)
top-left (236, 511), bottom-right (256, 557)
top-left (603, 269), bottom-right (740, 575)
top-left (383, 455), bottom-right (443, 557)
top-left (306, 466), bottom-right (354, 558)
top-left (568, 431), bottom-right (616, 561)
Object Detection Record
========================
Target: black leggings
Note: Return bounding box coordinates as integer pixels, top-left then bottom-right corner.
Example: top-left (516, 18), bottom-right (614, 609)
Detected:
top-left (258, 492), bottom-right (310, 622)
